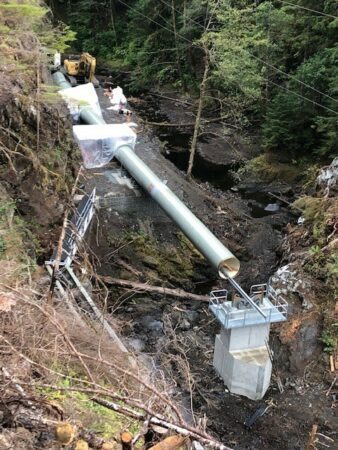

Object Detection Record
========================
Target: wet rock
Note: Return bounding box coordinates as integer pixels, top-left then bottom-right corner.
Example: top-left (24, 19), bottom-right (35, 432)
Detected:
top-left (127, 338), bottom-right (145, 352)
top-left (264, 203), bottom-right (280, 212)
top-left (270, 263), bottom-right (315, 311)
top-left (141, 315), bottom-right (163, 332)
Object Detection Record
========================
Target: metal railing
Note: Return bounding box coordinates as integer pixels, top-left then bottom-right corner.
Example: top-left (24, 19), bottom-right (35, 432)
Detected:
top-left (209, 283), bottom-right (288, 329)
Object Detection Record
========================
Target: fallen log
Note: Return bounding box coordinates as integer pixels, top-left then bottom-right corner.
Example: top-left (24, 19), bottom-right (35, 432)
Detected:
top-left (102, 277), bottom-right (209, 302)
top-left (151, 92), bottom-right (194, 106)
top-left (92, 397), bottom-right (233, 450)
top-left (141, 115), bottom-right (238, 128)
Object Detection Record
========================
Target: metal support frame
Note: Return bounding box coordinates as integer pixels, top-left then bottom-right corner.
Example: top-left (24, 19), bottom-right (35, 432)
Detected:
top-left (47, 188), bottom-right (96, 267)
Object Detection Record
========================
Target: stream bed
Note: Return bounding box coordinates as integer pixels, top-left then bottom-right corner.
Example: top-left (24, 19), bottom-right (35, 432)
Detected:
top-left (130, 95), bottom-right (288, 220)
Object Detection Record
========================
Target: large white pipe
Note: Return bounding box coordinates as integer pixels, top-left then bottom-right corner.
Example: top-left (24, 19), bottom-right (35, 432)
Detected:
top-left (53, 72), bottom-right (240, 278)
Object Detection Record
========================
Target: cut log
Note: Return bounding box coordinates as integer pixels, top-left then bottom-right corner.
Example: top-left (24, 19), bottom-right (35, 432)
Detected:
top-left (92, 397), bottom-right (233, 450)
top-left (102, 277), bottom-right (209, 303)
top-left (121, 431), bottom-right (133, 450)
top-left (149, 435), bottom-right (188, 450)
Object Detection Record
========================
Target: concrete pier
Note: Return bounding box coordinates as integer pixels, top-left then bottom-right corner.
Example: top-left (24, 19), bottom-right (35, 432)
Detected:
top-left (213, 326), bottom-right (272, 400)
top-left (210, 285), bottom-right (287, 400)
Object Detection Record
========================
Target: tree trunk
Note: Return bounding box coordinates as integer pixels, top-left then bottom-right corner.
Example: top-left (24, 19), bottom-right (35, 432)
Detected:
top-left (109, 0), bottom-right (117, 42)
top-left (171, 0), bottom-right (183, 85)
top-left (36, 48), bottom-right (40, 153)
top-left (187, 55), bottom-right (209, 180)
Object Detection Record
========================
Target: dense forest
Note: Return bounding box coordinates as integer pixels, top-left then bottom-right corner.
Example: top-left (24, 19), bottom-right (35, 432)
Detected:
top-left (51, 0), bottom-right (338, 159)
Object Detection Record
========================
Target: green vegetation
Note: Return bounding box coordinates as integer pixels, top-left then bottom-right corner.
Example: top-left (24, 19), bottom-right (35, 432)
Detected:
top-left (52, 0), bottom-right (338, 160)
top-left (0, 0), bottom-right (75, 60)
top-left (320, 324), bottom-right (338, 354)
top-left (0, 192), bottom-right (38, 284)
top-left (41, 377), bottom-right (140, 439)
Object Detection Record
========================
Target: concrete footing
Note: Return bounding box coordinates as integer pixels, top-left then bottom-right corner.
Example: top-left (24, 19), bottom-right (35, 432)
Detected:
top-left (213, 324), bottom-right (272, 400)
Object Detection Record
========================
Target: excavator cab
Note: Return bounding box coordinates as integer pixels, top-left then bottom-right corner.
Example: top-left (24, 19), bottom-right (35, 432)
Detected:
top-left (62, 53), bottom-right (99, 88)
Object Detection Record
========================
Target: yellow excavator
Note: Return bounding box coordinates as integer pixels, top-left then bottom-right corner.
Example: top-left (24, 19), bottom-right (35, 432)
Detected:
top-left (62, 52), bottom-right (99, 88)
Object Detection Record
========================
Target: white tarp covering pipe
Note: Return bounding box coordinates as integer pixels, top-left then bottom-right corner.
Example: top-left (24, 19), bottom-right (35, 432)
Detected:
top-left (53, 72), bottom-right (240, 279)
top-left (73, 124), bottom-right (136, 169)
top-left (59, 82), bottom-right (102, 121)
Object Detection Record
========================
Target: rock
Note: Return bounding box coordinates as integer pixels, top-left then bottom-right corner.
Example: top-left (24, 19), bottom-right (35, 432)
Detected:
top-left (128, 338), bottom-right (145, 352)
top-left (270, 263), bottom-right (315, 310)
top-left (264, 203), bottom-right (280, 212)
top-left (316, 156), bottom-right (338, 194)
top-left (141, 255), bottom-right (160, 269)
top-left (288, 320), bottom-right (321, 373)
top-left (179, 318), bottom-right (191, 330)
top-left (141, 315), bottom-right (163, 332)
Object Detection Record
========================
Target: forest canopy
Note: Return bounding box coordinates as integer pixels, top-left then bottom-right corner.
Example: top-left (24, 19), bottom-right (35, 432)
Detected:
top-left (51, 0), bottom-right (338, 159)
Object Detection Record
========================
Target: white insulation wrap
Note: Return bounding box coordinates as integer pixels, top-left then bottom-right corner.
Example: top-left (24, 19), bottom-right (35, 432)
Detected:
top-left (73, 124), bottom-right (136, 169)
top-left (59, 83), bottom-right (102, 120)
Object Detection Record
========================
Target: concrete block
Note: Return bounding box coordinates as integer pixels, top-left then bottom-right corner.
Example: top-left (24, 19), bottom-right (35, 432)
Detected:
top-left (213, 334), bottom-right (225, 376)
top-left (219, 324), bottom-right (270, 351)
top-left (213, 334), bottom-right (272, 400)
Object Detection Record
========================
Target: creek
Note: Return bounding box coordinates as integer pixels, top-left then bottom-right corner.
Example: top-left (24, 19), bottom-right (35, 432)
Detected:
top-left (130, 96), bottom-right (283, 220)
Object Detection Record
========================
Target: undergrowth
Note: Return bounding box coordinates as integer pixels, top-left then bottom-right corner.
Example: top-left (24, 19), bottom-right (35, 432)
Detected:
top-left (238, 153), bottom-right (311, 183)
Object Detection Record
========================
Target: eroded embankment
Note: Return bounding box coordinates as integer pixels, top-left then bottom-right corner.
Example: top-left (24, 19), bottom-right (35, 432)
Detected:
top-left (0, 46), bottom-right (190, 449)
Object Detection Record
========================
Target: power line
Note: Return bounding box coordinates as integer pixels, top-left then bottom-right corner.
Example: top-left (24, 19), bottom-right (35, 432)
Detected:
top-left (266, 78), bottom-right (338, 115)
top-left (115, 0), bottom-right (195, 45)
top-left (116, 0), bottom-right (337, 115)
top-left (275, 0), bottom-right (338, 20)
top-left (250, 54), bottom-right (338, 105)
top-left (158, 0), bottom-right (338, 107)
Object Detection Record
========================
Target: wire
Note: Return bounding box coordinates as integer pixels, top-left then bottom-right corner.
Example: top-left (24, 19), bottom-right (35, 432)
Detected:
top-left (250, 54), bottom-right (338, 105)
top-left (115, 0), bottom-right (195, 45)
top-left (159, 0), bottom-right (338, 106)
top-left (116, 0), bottom-right (338, 115)
top-left (266, 78), bottom-right (338, 114)
top-left (275, 0), bottom-right (338, 19)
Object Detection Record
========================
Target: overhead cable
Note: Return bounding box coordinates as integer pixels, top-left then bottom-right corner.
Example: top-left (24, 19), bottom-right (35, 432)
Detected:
top-left (159, 0), bottom-right (338, 106)
top-left (275, 0), bottom-right (338, 19)
top-left (116, 0), bottom-right (337, 115)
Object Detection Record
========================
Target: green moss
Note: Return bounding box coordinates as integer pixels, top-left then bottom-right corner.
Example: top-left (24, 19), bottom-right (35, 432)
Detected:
top-left (40, 378), bottom-right (141, 440)
top-left (293, 196), bottom-right (337, 247)
top-left (238, 153), bottom-right (305, 183)
top-left (114, 230), bottom-right (199, 283)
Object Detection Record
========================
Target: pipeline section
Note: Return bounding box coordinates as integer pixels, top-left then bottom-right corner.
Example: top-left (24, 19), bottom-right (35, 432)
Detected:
top-left (52, 72), bottom-right (245, 284)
